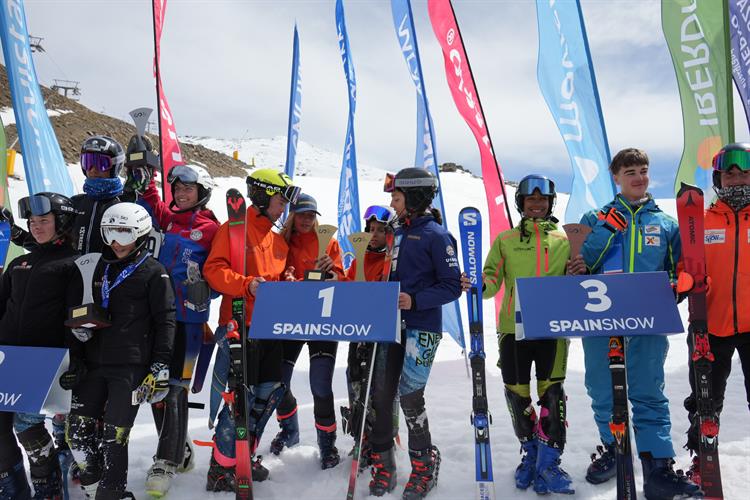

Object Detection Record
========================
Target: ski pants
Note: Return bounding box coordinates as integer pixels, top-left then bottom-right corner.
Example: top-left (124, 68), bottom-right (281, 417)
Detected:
top-left (275, 340), bottom-right (338, 430)
top-left (0, 412), bottom-right (58, 487)
top-left (684, 331), bottom-right (750, 452)
top-left (498, 333), bottom-right (569, 450)
top-left (369, 328), bottom-right (441, 454)
top-left (583, 335), bottom-right (675, 459)
top-left (150, 320), bottom-right (202, 465)
top-left (67, 364), bottom-right (146, 496)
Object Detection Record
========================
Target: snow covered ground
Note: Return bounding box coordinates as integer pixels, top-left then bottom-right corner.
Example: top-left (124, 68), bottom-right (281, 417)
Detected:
top-left (5, 146), bottom-right (749, 499)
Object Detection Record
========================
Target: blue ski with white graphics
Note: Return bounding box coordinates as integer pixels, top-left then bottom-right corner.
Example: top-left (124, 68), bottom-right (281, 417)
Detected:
top-left (0, 221), bottom-right (11, 276)
top-left (458, 207), bottom-right (495, 500)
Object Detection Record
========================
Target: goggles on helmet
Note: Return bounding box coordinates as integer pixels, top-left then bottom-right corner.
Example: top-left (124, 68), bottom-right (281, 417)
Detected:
top-left (712, 148), bottom-right (750, 172)
top-left (383, 173), bottom-right (396, 193)
top-left (81, 152), bottom-right (121, 173)
top-left (18, 195), bottom-right (54, 218)
top-left (168, 165), bottom-right (199, 185)
top-left (250, 178), bottom-right (301, 204)
top-left (101, 226), bottom-right (139, 246)
top-left (518, 177), bottom-right (555, 197)
top-left (364, 205), bottom-right (393, 224)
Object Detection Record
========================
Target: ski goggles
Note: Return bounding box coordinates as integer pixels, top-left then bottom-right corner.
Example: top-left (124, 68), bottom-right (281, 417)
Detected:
top-left (383, 172), bottom-right (437, 193)
top-left (101, 226), bottom-right (139, 246)
top-left (250, 179), bottom-right (301, 204)
top-left (518, 177), bottom-right (555, 197)
top-left (81, 152), bottom-right (123, 172)
top-left (18, 195), bottom-right (54, 218)
top-left (364, 205), bottom-right (393, 224)
top-left (167, 165), bottom-right (199, 185)
top-left (712, 148), bottom-right (750, 172)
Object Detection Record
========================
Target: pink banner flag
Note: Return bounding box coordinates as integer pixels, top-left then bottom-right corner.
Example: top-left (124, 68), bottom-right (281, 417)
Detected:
top-left (427, 0), bottom-right (511, 241)
top-left (153, 0), bottom-right (182, 206)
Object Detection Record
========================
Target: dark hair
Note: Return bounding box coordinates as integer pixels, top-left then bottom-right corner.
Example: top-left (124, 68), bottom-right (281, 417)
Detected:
top-left (609, 148), bottom-right (649, 175)
top-left (429, 207), bottom-right (443, 225)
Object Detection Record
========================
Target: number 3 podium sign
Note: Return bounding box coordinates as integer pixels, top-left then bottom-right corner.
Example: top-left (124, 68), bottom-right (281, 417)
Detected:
top-left (514, 271), bottom-right (684, 340)
top-left (249, 281), bottom-right (401, 343)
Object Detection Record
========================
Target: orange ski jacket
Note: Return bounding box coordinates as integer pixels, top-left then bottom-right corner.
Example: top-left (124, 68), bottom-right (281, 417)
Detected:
top-left (286, 230), bottom-right (346, 281)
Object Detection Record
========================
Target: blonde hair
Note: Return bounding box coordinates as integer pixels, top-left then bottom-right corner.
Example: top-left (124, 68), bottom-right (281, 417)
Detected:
top-left (281, 211), bottom-right (319, 243)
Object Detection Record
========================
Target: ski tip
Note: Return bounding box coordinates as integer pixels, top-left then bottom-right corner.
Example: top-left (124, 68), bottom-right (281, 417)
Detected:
top-left (676, 182), bottom-right (702, 199)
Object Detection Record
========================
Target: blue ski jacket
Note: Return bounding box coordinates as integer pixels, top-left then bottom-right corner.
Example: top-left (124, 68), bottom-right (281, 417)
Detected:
top-left (390, 214), bottom-right (461, 333)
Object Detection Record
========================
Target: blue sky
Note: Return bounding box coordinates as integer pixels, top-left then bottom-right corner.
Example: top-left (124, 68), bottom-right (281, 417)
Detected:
top-left (5, 0), bottom-right (749, 199)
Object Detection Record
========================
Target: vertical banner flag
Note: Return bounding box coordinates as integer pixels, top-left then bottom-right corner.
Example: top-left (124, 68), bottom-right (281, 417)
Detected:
top-left (285, 23), bottom-right (302, 180)
top-left (730, 0), bottom-right (750, 128)
top-left (1, 115), bottom-right (24, 266)
top-left (335, 0), bottom-right (361, 268)
top-left (535, 0), bottom-right (614, 224)
top-left (152, 0), bottom-right (182, 206)
top-left (0, 0), bottom-right (74, 197)
top-left (427, 0), bottom-right (512, 241)
top-left (391, 0), bottom-right (465, 348)
top-left (663, 0), bottom-right (734, 196)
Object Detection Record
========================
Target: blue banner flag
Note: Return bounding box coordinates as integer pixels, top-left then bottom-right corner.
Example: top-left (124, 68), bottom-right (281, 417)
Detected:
top-left (535, 0), bottom-right (614, 224)
top-left (335, 0), bottom-right (361, 268)
top-left (730, 0), bottom-right (750, 127)
top-left (0, 0), bottom-right (74, 196)
top-left (285, 23), bottom-right (302, 180)
top-left (390, 0), bottom-right (465, 349)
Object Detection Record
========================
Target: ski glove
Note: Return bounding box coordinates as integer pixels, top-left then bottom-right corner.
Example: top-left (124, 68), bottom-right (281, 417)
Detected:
top-left (132, 362), bottom-right (170, 405)
top-left (59, 359), bottom-right (87, 390)
top-left (71, 327), bottom-right (94, 343)
top-left (597, 207), bottom-right (628, 233)
top-left (124, 165), bottom-right (152, 194)
top-left (0, 205), bottom-right (14, 224)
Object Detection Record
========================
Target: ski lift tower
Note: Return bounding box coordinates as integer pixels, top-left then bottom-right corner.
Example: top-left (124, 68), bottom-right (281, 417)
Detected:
top-left (51, 79), bottom-right (81, 101)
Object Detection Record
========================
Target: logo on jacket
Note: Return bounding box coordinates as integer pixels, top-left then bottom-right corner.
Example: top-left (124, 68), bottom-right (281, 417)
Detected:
top-left (705, 229), bottom-right (725, 245)
top-left (644, 235), bottom-right (660, 246)
top-left (644, 225), bottom-right (660, 234)
top-left (190, 230), bottom-right (203, 241)
top-left (446, 245), bottom-right (455, 257)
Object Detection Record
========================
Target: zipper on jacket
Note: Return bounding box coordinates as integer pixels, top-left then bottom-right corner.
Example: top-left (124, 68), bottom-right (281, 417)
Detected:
top-left (637, 227), bottom-right (643, 254)
top-left (507, 285), bottom-right (514, 315)
top-left (544, 247), bottom-right (549, 273)
top-left (534, 222), bottom-right (542, 276)
top-left (733, 211), bottom-right (740, 334)
top-left (85, 200), bottom-right (98, 253)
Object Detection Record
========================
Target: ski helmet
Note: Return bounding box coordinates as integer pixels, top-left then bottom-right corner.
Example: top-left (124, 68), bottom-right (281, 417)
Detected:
top-left (515, 174), bottom-right (556, 217)
top-left (384, 168), bottom-right (438, 212)
top-left (17, 192), bottom-right (76, 235)
top-left (246, 168), bottom-right (300, 209)
top-left (712, 143), bottom-right (750, 188)
top-left (100, 202), bottom-right (152, 247)
top-left (80, 135), bottom-right (126, 178)
top-left (363, 205), bottom-right (396, 232)
top-left (167, 164), bottom-right (215, 211)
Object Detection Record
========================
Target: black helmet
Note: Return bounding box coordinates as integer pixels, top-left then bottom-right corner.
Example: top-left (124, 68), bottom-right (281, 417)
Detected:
top-left (515, 174), bottom-right (556, 217)
top-left (712, 142), bottom-right (750, 189)
top-left (384, 168), bottom-right (438, 212)
top-left (17, 192), bottom-right (76, 235)
top-left (80, 135), bottom-right (126, 178)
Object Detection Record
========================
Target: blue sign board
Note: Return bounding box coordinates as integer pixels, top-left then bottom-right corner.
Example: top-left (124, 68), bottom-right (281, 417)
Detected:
top-left (249, 281), bottom-right (401, 343)
top-left (515, 272), bottom-right (683, 340)
top-left (0, 345), bottom-right (70, 414)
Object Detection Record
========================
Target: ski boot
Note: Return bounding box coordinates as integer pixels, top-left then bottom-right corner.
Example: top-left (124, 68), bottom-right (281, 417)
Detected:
top-left (0, 461), bottom-right (32, 500)
top-left (402, 445), bottom-right (441, 500)
top-left (205, 455), bottom-right (234, 492)
top-left (685, 455), bottom-right (701, 487)
top-left (145, 458), bottom-right (177, 497)
top-left (269, 411), bottom-right (300, 456)
top-left (79, 480), bottom-right (99, 499)
top-left (177, 438), bottom-right (195, 473)
top-left (641, 455), bottom-right (702, 500)
top-left (252, 456), bottom-right (269, 482)
top-left (316, 428), bottom-right (341, 470)
top-left (514, 439), bottom-right (537, 490)
top-left (534, 442), bottom-right (574, 495)
top-left (95, 487), bottom-right (135, 499)
top-left (369, 447), bottom-right (397, 497)
top-left (585, 441), bottom-right (617, 484)
top-left (30, 466), bottom-right (63, 499)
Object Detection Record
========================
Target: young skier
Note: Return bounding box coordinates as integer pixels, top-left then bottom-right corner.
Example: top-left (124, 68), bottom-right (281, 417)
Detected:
top-left (368, 168), bottom-right (462, 499)
top-left (202, 168), bottom-right (300, 491)
top-left (579, 148), bottom-right (700, 499)
top-left (269, 193), bottom-right (346, 469)
top-left (682, 143), bottom-right (750, 484)
top-left (127, 161), bottom-right (220, 495)
top-left (0, 193), bottom-right (78, 499)
top-left (60, 202), bottom-right (176, 500)
top-left (482, 174), bottom-right (580, 495)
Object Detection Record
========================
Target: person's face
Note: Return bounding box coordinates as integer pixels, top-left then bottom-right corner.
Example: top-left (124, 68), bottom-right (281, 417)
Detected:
top-left (522, 192), bottom-right (550, 219)
top-left (266, 194), bottom-right (288, 222)
top-left (293, 211), bottom-right (317, 233)
top-left (29, 213), bottom-right (56, 244)
top-left (720, 166), bottom-right (750, 187)
top-left (173, 182), bottom-right (199, 210)
top-left (390, 191), bottom-right (406, 218)
top-left (613, 164), bottom-right (649, 201)
top-left (368, 220), bottom-right (387, 248)
top-left (86, 166), bottom-right (112, 179)
top-left (110, 240), bottom-right (137, 259)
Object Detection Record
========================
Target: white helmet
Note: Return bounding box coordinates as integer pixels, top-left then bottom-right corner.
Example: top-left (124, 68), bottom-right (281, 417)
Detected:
top-left (167, 164), bottom-right (215, 211)
top-left (100, 202), bottom-right (152, 246)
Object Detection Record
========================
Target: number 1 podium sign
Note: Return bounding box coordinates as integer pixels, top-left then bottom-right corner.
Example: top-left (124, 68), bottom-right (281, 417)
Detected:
top-left (514, 271), bottom-right (684, 340)
top-left (248, 281), bottom-right (401, 343)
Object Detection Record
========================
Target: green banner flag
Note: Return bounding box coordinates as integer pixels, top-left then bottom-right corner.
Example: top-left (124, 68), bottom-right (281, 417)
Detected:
top-left (662, 0), bottom-right (734, 195)
top-left (1, 116), bottom-right (24, 265)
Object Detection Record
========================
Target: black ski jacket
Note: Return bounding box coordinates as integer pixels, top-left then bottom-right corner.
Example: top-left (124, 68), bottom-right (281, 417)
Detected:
top-left (0, 241), bottom-right (78, 347)
top-left (70, 194), bottom-right (123, 254)
top-left (67, 248), bottom-right (176, 367)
